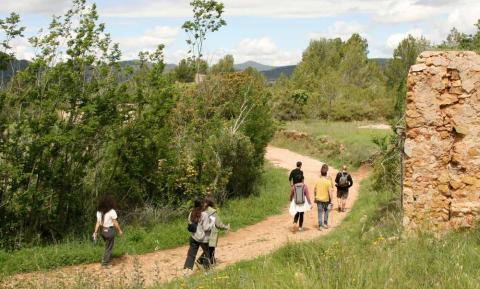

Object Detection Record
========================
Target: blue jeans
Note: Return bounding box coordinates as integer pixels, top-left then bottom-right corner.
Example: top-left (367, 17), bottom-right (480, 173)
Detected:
top-left (317, 202), bottom-right (329, 226)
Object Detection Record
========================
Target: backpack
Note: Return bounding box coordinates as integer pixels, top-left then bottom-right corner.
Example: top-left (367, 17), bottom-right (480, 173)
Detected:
top-left (294, 183), bottom-right (305, 205)
top-left (187, 212), bottom-right (198, 233)
top-left (187, 212), bottom-right (215, 234)
top-left (338, 173), bottom-right (349, 188)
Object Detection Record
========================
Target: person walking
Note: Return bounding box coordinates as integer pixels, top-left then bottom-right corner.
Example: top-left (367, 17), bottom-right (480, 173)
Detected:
top-left (314, 164), bottom-right (334, 230)
top-left (92, 195), bottom-right (124, 268)
top-left (335, 165), bottom-right (353, 212)
top-left (184, 198), bottom-right (215, 273)
top-left (289, 176), bottom-right (311, 232)
top-left (197, 196), bottom-right (230, 266)
top-left (289, 161), bottom-right (304, 185)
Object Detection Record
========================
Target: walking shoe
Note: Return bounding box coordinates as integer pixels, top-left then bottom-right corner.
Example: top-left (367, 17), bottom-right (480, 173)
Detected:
top-left (322, 224), bottom-right (329, 229)
top-left (317, 225), bottom-right (322, 231)
top-left (183, 268), bottom-right (192, 277)
top-left (298, 227), bottom-right (304, 232)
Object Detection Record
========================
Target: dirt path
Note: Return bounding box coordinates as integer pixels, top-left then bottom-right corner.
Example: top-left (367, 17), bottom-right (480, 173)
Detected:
top-left (3, 146), bottom-right (369, 288)
top-left (358, 124), bottom-right (391, 130)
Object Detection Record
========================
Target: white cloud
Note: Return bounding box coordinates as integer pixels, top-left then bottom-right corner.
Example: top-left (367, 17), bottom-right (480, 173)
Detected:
top-left (1, 0), bottom-right (70, 14)
top-left (372, 0), bottom-right (442, 23)
top-left (99, 0), bottom-right (479, 25)
top-left (385, 28), bottom-right (424, 50)
top-left (9, 37), bottom-right (34, 60)
top-left (164, 37), bottom-right (301, 66)
top-left (116, 26), bottom-right (179, 59)
top-left (309, 21), bottom-right (366, 41)
top-left (230, 37), bottom-right (301, 66)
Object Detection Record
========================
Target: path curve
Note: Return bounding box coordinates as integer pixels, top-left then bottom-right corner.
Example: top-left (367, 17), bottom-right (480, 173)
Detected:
top-left (3, 146), bottom-right (369, 288)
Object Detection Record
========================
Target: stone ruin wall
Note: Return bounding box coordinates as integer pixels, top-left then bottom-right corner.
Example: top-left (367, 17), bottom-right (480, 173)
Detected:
top-left (404, 51), bottom-right (480, 231)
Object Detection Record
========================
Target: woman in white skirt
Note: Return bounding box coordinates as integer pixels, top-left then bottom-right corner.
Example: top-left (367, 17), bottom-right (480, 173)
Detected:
top-left (289, 176), bottom-right (311, 232)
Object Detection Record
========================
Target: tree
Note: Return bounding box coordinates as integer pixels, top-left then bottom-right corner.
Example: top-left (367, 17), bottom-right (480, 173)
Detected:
top-left (0, 0), bottom-right (125, 248)
top-left (0, 12), bottom-right (25, 86)
top-left (174, 58), bottom-right (208, 82)
top-left (182, 0), bottom-right (226, 73)
top-left (210, 54), bottom-right (235, 74)
top-left (438, 20), bottom-right (480, 51)
top-left (284, 35), bottom-right (391, 121)
top-left (385, 35), bottom-right (430, 118)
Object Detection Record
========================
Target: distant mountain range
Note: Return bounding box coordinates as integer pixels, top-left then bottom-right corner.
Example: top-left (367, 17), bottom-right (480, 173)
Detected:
top-left (233, 61), bottom-right (274, 72)
top-left (1, 58), bottom-right (392, 84)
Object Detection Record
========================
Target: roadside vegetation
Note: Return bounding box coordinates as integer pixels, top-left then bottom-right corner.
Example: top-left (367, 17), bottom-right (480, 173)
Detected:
top-left (0, 164), bottom-right (288, 276)
top-left (164, 178), bottom-right (480, 289)
top-left (2, 0), bottom-right (480, 287)
top-left (271, 120), bottom-right (390, 169)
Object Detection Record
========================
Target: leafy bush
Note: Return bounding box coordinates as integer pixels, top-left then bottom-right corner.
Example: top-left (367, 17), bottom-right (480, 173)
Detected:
top-left (0, 3), bottom-right (275, 249)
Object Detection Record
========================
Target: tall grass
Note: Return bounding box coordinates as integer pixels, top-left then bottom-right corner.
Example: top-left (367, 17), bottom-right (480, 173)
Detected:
top-left (0, 164), bottom-right (290, 276)
top-left (164, 178), bottom-right (480, 289)
top-left (271, 120), bottom-right (390, 169)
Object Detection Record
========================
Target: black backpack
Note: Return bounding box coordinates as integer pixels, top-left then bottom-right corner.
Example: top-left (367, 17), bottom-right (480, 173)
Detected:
top-left (187, 212), bottom-right (198, 233)
top-left (338, 173), bottom-right (349, 188)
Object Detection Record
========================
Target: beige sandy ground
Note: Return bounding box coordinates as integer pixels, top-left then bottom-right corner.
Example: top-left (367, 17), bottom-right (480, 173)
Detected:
top-left (358, 124), bottom-right (391, 130)
top-left (2, 146), bottom-right (368, 289)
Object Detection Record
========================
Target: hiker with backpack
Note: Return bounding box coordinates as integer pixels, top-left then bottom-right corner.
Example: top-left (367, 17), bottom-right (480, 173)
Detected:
top-left (289, 176), bottom-right (312, 232)
top-left (184, 198), bottom-right (215, 273)
top-left (314, 164), bottom-right (334, 230)
top-left (335, 165), bottom-right (353, 212)
top-left (92, 195), bottom-right (124, 268)
top-left (197, 196), bottom-right (230, 266)
top-left (289, 161), bottom-right (304, 185)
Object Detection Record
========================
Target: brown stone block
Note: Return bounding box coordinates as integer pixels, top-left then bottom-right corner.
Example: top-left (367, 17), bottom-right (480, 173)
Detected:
top-left (468, 148), bottom-right (478, 157)
top-left (449, 86), bottom-right (463, 95)
top-left (450, 69), bottom-right (460, 80)
top-left (438, 93), bottom-right (459, 105)
top-left (462, 176), bottom-right (477, 186)
top-left (450, 180), bottom-right (463, 190)
top-left (451, 80), bottom-right (462, 87)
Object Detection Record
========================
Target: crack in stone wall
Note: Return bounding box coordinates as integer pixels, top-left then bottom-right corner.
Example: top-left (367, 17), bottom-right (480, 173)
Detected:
top-left (404, 51), bottom-right (480, 232)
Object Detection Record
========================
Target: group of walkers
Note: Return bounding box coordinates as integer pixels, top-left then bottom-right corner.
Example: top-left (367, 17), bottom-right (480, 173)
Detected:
top-left (289, 161), bottom-right (353, 231)
top-left (183, 196), bottom-right (230, 273)
top-left (90, 162), bottom-right (352, 271)
top-left (91, 195), bottom-right (230, 271)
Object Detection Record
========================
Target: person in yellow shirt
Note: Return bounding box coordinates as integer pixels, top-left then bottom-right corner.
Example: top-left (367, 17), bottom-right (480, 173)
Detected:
top-left (314, 164), bottom-right (334, 230)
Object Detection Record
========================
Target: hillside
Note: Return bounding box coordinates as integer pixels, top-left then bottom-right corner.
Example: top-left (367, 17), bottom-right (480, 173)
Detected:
top-left (234, 61), bottom-right (274, 71)
top-left (261, 65), bottom-right (296, 82)
top-left (0, 59), bottom-right (29, 84)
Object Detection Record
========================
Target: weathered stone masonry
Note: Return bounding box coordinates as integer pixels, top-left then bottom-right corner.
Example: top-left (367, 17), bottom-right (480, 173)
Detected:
top-left (404, 51), bottom-right (480, 231)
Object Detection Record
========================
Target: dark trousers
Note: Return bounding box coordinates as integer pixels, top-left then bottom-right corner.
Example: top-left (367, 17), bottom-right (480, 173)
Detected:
top-left (184, 237), bottom-right (211, 270)
top-left (198, 246), bottom-right (216, 265)
top-left (294, 212), bottom-right (304, 228)
top-left (101, 227), bottom-right (115, 266)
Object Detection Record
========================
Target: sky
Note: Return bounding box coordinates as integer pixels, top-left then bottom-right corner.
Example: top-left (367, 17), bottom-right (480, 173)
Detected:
top-left (1, 0), bottom-right (480, 66)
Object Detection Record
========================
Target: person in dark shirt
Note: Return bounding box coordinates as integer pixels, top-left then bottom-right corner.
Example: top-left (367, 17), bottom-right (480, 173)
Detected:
top-left (335, 165), bottom-right (353, 212)
top-left (289, 161), bottom-right (304, 185)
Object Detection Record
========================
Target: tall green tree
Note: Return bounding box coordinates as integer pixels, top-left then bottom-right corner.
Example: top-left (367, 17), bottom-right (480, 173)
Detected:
top-left (182, 0), bottom-right (226, 73)
top-left (0, 12), bottom-right (25, 87)
top-left (210, 54), bottom-right (235, 74)
top-left (385, 35), bottom-right (430, 118)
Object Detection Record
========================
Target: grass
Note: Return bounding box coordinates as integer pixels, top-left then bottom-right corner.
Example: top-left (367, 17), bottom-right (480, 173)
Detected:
top-left (0, 164), bottom-right (290, 277)
top-left (271, 120), bottom-right (391, 169)
top-left (163, 178), bottom-right (480, 289)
